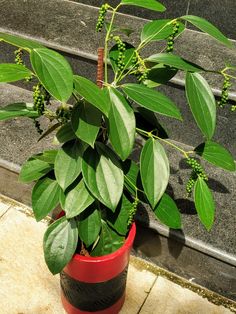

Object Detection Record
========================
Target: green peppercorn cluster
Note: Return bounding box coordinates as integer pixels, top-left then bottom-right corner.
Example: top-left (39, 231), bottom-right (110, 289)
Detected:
top-left (33, 83), bottom-right (45, 115)
top-left (96, 3), bottom-right (110, 32)
top-left (166, 21), bottom-right (180, 53)
top-left (132, 52), bottom-right (149, 82)
top-left (231, 104), bottom-right (236, 112)
top-left (185, 158), bottom-right (208, 195)
top-left (218, 76), bottom-right (231, 108)
top-left (113, 36), bottom-right (126, 72)
top-left (14, 48), bottom-right (24, 65)
top-left (128, 198), bottom-right (139, 226)
top-left (56, 104), bottom-right (72, 124)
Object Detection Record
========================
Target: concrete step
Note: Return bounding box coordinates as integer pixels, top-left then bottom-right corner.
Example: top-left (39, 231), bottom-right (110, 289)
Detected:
top-left (0, 194), bottom-right (235, 314)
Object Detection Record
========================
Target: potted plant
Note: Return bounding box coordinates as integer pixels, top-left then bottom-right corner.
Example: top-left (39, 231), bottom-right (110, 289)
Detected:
top-left (0, 0), bottom-right (235, 313)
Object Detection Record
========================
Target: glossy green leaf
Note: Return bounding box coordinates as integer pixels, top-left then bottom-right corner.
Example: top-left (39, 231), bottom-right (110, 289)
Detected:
top-left (123, 83), bottom-right (182, 120)
top-left (185, 72), bottom-right (216, 139)
top-left (123, 159), bottom-right (140, 196)
top-left (32, 177), bottom-right (60, 221)
top-left (65, 179), bottom-right (95, 219)
top-left (43, 216), bottom-right (78, 274)
top-left (194, 177), bottom-right (215, 231)
top-left (140, 138), bottom-right (170, 208)
top-left (141, 19), bottom-right (184, 43)
top-left (109, 43), bottom-right (135, 74)
top-left (19, 157), bottom-right (53, 183)
top-left (78, 206), bottom-right (101, 247)
top-left (181, 15), bottom-right (232, 47)
top-left (30, 48), bottom-right (73, 102)
top-left (154, 193), bottom-right (181, 229)
top-left (146, 53), bottom-right (203, 72)
top-left (59, 188), bottom-right (66, 210)
top-left (82, 143), bottom-right (124, 211)
top-left (73, 76), bottom-right (110, 116)
top-left (55, 123), bottom-right (76, 144)
top-left (0, 32), bottom-right (44, 50)
top-left (0, 103), bottom-right (38, 121)
top-left (120, 0), bottom-right (166, 12)
top-left (71, 102), bottom-right (101, 147)
top-left (34, 150), bottom-right (58, 164)
top-left (54, 141), bottom-right (84, 190)
top-left (145, 64), bottom-right (178, 87)
top-left (108, 87), bottom-right (136, 160)
top-left (91, 220), bottom-right (125, 256)
top-left (195, 141), bottom-right (235, 171)
top-left (107, 194), bottom-right (131, 235)
top-left (0, 64), bottom-right (32, 82)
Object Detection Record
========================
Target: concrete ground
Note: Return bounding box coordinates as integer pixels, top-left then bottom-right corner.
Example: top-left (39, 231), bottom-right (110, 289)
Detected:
top-left (0, 194), bottom-right (235, 314)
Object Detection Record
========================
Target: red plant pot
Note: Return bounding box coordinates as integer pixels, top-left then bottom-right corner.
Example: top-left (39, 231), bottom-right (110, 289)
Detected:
top-left (60, 223), bottom-right (136, 314)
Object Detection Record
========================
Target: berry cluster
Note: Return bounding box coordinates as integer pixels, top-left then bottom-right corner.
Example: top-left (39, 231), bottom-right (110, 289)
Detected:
top-left (218, 76), bottom-right (231, 108)
top-left (231, 104), bottom-right (236, 112)
top-left (56, 104), bottom-right (72, 124)
top-left (128, 198), bottom-right (139, 226)
top-left (185, 158), bottom-right (208, 195)
top-left (113, 36), bottom-right (126, 72)
top-left (96, 3), bottom-right (110, 32)
top-left (33, 83), bottom-right (45, 115)
top-left (132, 52), bottom-right (149, 82)
top-left (33, 119), bottom-right (43, 135)
top-left (166, 21), bottom-right (180, 53)
top-left (14, 48), bottom-right (24, 65)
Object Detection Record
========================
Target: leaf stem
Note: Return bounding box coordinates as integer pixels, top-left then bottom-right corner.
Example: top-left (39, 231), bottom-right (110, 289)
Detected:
top-left (136, 127), bottom-right (189, 158)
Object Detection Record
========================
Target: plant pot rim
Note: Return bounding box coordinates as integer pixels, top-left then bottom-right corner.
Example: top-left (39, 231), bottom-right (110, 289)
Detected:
top-left (73, 222), bottom-right (136, 263)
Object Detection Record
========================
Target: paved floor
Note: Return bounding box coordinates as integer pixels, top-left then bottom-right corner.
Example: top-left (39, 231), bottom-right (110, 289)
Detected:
top-left (0, 194), bottom-right (235, 314)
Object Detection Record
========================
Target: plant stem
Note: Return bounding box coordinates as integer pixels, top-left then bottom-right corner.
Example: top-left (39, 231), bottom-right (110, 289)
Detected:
top-left (136, 127), bottom-right (189, 158)
top-left (104, 5), bottom-right (121, 83)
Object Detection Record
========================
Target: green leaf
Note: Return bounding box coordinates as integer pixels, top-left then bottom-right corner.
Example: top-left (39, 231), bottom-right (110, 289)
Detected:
top-left (59, 188), bottom-right (66, 210)
top-left (123, 160), bottom-right (139, 196)
top-left (43, 216), bottom-right (78, 274)
top-left (154, 193), bottom-right (181, 229)
top-left (181, 15), bottom-right (232, 48)
top-left (19, 157), bottom-right (53, 183)
top-left (91, 220), bottom-right (125, 256)
top-left (30, 48), bottom-right (73, 102)
top-left (146, 53), bottom-right (203, 72)
top-left (54, 123), bottom-right (76, 144)
top-left (78, 206), bottom-right (101, 247)
top-left (34, 150), bottom-right (58, 164)
top-left (185, 72), bottom-right (216, 139)
top-left (195, 141), bottom-right (235, 171)
top-left (122, 83), bottom-right (182, 120)
top-left (141, 19), bottom-right (184, 43)
top-left (64, 179), bottom-right (95, 219)
top-left (32, 177), bottom-right (60, 221)
top-left (107, 194), bottom-right (131, 235)
top-left (140, 138), bottom-right (170, 208)
top-left (73, 76), bottom-right (110, 116)
top-left (145, 64), bottom-right (178, 87)
top-left (109, 43), bottom-right (135, 74)
top-left (120, 0), bottom-right (166, 12)
top-left (71, 102), bottom-right (101, 148)
top-left (0, 32), bottom-right (44, 50)
top-left (194, 177), bottom-right (215, 231)
top-left (0, 64), bottom-right (32, 82)
top-left (82, 143), bottom-right (124, 211)
top-left (0, 103), bottom-right (38, 121)
top-left (54, 141), bottom-right (84, 190)
top-left (108, 87), bottom-right (136, 160)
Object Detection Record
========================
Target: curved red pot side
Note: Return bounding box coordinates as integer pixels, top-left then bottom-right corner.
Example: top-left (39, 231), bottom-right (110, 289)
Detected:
top-left (58, 212), bottom-right (136, 314)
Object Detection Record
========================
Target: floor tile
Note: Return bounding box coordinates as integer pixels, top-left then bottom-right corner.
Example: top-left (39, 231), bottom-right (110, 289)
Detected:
top-left (0, 208), bottom-right (64, 314)
top-left (139, 276), bottom-right (232, 314)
